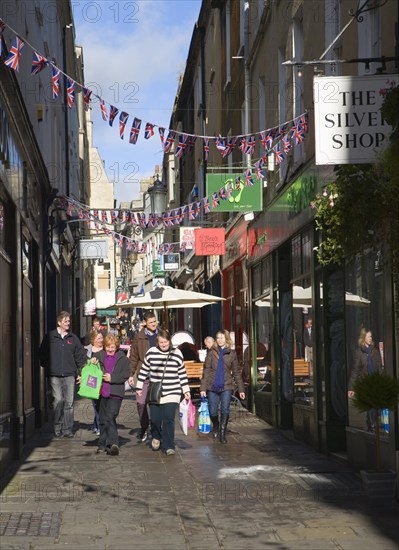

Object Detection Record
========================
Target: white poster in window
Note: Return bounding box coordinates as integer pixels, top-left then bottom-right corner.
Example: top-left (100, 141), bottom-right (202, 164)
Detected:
top-left (314, 75), bottom-right (398, 165)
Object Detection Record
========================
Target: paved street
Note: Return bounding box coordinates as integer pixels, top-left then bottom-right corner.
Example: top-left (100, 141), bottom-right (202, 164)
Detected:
top-left (1, 394), bottom-right (398, 549)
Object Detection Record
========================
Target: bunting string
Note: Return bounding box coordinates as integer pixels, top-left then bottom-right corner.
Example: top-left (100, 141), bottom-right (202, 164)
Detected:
top-left (0, 17), bottom-right (308, 161)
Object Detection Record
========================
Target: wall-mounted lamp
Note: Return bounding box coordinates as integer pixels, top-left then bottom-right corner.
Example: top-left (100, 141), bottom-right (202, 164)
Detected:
top-left (297, 65), bottom-right (303, 78)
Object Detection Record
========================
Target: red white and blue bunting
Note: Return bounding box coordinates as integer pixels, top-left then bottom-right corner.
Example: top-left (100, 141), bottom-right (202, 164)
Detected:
top-left (0, 18), bottom-right (308, 167)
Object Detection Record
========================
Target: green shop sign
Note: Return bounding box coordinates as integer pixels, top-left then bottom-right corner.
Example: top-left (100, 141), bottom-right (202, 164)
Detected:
top-left (206, 173), bottom-right (263, 212)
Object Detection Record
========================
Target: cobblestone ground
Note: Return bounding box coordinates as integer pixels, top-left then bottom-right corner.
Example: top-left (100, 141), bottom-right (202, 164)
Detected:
top-left (1, 394), bottom-right (398, 549)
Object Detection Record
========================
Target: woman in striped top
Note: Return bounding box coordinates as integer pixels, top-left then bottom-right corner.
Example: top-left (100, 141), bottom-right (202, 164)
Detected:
top-left (136, 329), bottom-right (190, 455)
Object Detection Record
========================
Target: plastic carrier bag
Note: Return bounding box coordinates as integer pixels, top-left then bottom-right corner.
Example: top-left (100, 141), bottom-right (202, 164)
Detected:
top-left (78, 361), bottom-right (102, 400)
top-left (198, 397), bottom-right (211, 433)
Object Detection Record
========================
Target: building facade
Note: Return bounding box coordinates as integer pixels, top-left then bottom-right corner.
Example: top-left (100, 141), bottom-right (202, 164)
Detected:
top-left (0, 1), bottom-right (89, 471)
top-left (164, 0), bottom-right (399, 476)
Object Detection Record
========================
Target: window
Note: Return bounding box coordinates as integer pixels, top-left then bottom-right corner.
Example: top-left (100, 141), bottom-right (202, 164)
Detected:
top-left (97, 262), bottom-right (111, 290)
top-left (324, 0), bottom-right (342, 76)
top-left (252, 257), bottom-right (272, 392)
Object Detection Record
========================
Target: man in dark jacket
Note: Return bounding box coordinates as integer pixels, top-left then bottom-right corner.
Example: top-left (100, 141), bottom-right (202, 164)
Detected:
top-left (128, 311), bottom-right (158, 442)
top-left (39, 311), bottom-right (87, 438)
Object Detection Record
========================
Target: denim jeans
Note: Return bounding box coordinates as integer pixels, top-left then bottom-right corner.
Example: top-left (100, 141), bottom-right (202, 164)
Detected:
top-left (150, 402), bottom-right (178, 451)
top-left (49, 376), bottom-right (76, 435)
top-left (98, 396), bottom-right (122, 449)
top-left (136, 379), bottom-right (150, 432)
top-left (207, 390), bottom-right (233, 417)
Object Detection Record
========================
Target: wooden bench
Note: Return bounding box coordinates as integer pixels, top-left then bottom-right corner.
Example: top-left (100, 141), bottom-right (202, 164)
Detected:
top-left (184, 361), bottom-right (204, 390)
top-left (294, 359), bottom-right (310, 388)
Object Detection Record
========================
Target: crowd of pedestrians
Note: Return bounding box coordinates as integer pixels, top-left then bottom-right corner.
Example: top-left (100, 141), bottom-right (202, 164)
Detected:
top-left (39, 310), bottom-right (245, 456)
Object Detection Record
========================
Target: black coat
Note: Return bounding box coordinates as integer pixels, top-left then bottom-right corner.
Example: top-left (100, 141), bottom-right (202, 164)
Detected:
top-left (39, 329), bottom-right (87, 377)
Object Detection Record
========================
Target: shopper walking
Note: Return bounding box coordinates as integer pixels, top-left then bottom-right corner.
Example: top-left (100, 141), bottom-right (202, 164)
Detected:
top-left (128, 311), bottom-right (159, 442)
top-left (136, 329), bottom-right (190, 455)
top-left (39, 311), bottom-right (87, 438)
top-left (200, 330), bottom-right (245, 443)
top-left (93, 334), bottom-right (130, 455)
top-left (84, 331), bottom-right (104, 435)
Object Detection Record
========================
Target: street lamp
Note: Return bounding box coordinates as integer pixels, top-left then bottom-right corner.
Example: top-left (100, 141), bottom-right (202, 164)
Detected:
top-left (148, 173), bottom-right (167, 215)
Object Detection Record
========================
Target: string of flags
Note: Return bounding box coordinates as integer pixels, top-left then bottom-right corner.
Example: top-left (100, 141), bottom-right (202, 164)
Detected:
top-left (0, 17), bottom-right (308, 167)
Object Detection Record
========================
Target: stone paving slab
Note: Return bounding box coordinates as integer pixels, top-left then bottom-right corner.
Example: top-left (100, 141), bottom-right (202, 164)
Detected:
top-left (1, 396), bottom-right (398, 549)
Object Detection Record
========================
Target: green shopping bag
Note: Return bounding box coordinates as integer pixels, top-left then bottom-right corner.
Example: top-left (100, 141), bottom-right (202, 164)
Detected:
top-left (78, 361), bottom-right (103, 400)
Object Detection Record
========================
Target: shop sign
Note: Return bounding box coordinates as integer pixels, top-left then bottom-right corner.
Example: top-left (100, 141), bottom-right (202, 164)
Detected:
top-left (206, 173), bottom-right (263, 211)
top-left (83, 298), bottom-right (96, 316)
top-left (314, 74), bottom-right (399, 164)
top-left (160, 253), bottom-right (180, 271)
top-left (195, 228), bottom-right (225, 256)
top-left (152, 259), bottom-right (165, 277)
top-left (180, 227), bottom-right (196, 250)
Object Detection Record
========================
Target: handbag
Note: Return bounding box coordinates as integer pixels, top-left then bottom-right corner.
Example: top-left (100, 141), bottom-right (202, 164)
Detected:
top-left (78, 361), bottom-right (103, 400)
top-left (147, 350), bottom-right (172, 405)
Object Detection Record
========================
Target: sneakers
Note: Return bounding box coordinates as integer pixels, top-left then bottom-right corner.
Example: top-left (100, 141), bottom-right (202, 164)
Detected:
top-left (165, 449), bottom-right (175, 456)
top-left (151, 438), bottom-right (160, 451)
top-left (108, 444), bottom-right (119, 456)
top-left (136, 430), bottom-right (148, 442)
top-left (95, 430), bottom-right (100, 436)
top-left (96, 447), bottom-right (107, 454)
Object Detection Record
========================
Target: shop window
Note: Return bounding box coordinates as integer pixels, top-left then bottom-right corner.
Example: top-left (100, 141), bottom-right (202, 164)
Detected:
top-left (346, 251), bottom-right (387, 433)
top-left (252, 258), bottom-right (272, 392)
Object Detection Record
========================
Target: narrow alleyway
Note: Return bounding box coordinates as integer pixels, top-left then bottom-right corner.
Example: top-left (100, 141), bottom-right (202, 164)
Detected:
top-left (1, 395), bottom-right (398, 549)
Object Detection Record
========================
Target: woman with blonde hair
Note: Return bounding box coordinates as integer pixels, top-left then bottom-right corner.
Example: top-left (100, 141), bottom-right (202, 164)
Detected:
top-left (200, 330), bottom-right (245, 443)
top-left (93, 334), bottom-right (130, 455)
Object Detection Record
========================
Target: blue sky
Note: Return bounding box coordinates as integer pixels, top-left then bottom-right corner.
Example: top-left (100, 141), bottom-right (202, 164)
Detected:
top-left (72, 0), bottom-right (202, 204)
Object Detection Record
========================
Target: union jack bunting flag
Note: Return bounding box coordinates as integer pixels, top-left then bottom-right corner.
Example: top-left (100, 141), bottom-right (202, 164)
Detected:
top-left (66, 201), bottom-right (74, 216)
top-left (4, 36), bottom-right (25, 71)
top-left (111, 211), bottom-right (118, 223)
top-left (158, 127), bottom-right (165, 146)
top-left (214, 136), bottom-right (226, 154)
top-left (164, 243), bottom-right (172, 254)
top-left (137, 212), bottom-right (147, 228)
top-left (275, 144), bottom-right (285, 164)
top-left (255, 159), bottom-right (265, 180)
top-left (0, 19), bottom-right (5, 56)
top-left (211, 192), bottom-right (220, 209)
top-left (283, 134), bottom-right (292, 153)
top-left (83, 87), bottom-right (92, 111)
top-left (126, 239), bottom-right (132, 251)
top-left (146, 213), bottom-right (155, 228)
top-left (194, 202), bottom-right (201, 217)
top-left (188, 203), bottom-right (196, 221)
top-left (101, 210), bottom-right (108, 223)
top-left (166, 211), bottom-right (175, 226)
top-left (118, 234), bottom-right (124, 247)
top-left (93, 209), bottom-right (99, 220)
top-left (161, 212), bottom-right (170, 227)
top-left (175, 134), bottom-right (188, 158)
top-left (291, 122), bottom-right (305, 145)
top-left (31, 51), bottom-right (48, 75)
top-left (219, 186), bottom-right (227, 200)
top-left (180, 241), bottom-right (187, 253)
top-left (51, 65), bottom-right (60, 99)
top-left (265, 130), bottom-right (276, 149)
top-left (67, 78), bottom-right (75, 108)
top-left (203, 138), bottom-right (210, 161)
top-left (235, 176), bottom-right (242, 190)
top-left (222, 137), bottom-right (237, 158)
top-left (173, 209), bottom-right (182, 225)
top-left (244, 135), bottom-right (256, 156)
top-left (129, 212), bottom-right (137, 226)
top-left (119, 112), bottom-right (129, 139)
top-left (144, 123), bottom-right (155, 139)
top-left (140, 243), bottom-right (147, 254)
top-left (100, 99), bottom-right (108, 122)
top-left (299, 113), bottom-right (309, 134)
top-left (226, 181), bottom-right (233, 200)
top-left (275, 123), bottom-right (287, 140)
top-left (85, 211), bottom-right (91, 228)
top-left (238, 137), bottom-right (246, 153)
top-left (109, 105), bottom-right (119, 126)
top-left (203, 197), bottom-right (210, 214)
top-left (187, 135), bottom-right (197, 150)
top-left (158, 244), bottom-right (164, 255)
top-left (129, 117), bottom-right (141, 145)
top-left (260, 131), bottom-right (268, 150)
top-left (78, 209), bottom-right (84, 219)
top-left (163, 131), bottom-right (176, 153)
top-left (244, 169), bottom-right (254, 187)
top-left (181, 205), bottom-right (188, 220)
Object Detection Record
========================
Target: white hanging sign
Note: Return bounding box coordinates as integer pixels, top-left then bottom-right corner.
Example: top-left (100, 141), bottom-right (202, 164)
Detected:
top-left (314, 75), bottom-right (398, 165)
